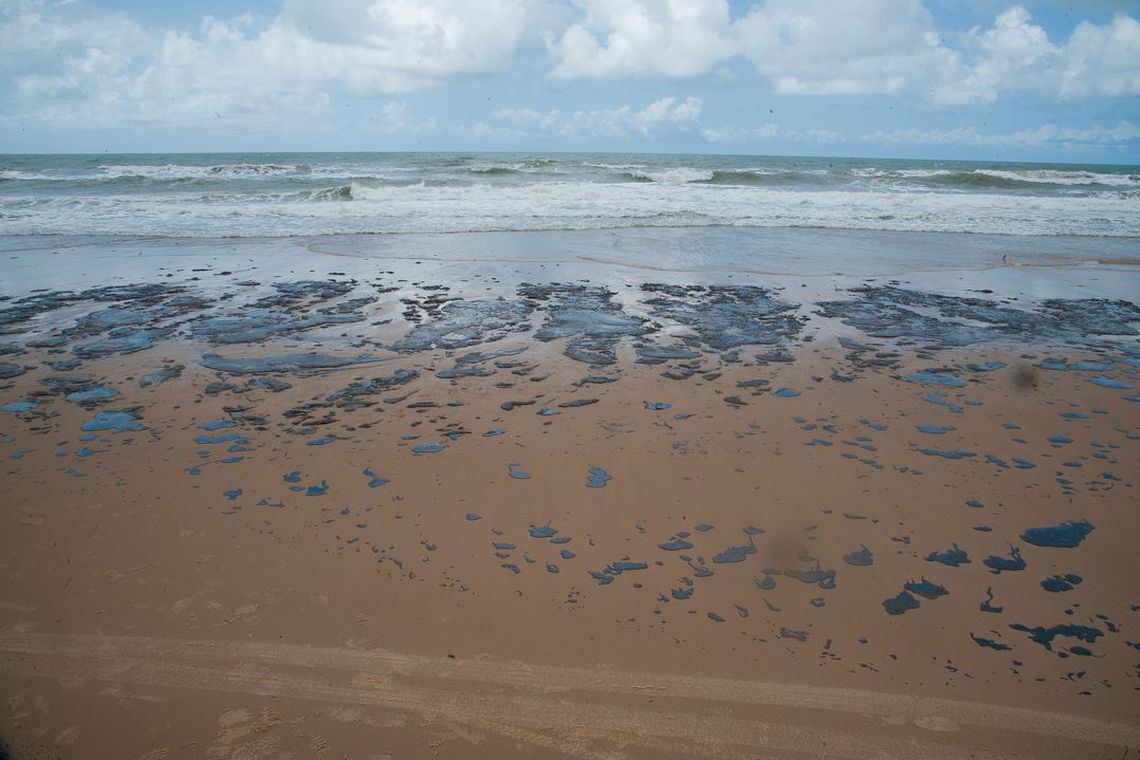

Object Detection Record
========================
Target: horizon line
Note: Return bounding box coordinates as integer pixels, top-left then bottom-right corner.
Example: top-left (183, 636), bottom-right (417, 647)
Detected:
top-left (2, 148), bottom-right (1138, 168)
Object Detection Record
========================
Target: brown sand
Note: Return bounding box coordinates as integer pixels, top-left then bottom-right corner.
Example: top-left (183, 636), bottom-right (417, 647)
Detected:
top-left (2, 336), bottom-right (1138, 759)
top-left (0, 243), bottom-right (1138, 758)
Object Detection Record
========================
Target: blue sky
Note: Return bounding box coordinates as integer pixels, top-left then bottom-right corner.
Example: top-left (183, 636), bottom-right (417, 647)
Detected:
top-left (1, 0), bottom-right (1138, 162)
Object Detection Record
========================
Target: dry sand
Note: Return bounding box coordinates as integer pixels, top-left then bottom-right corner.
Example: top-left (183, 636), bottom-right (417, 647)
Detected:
top-left (0, 236), bottom-right (1137, 759)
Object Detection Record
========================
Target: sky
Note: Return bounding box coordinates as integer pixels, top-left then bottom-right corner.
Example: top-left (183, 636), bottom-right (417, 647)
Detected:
top-left (0, 0), bottom-right (1138, 162)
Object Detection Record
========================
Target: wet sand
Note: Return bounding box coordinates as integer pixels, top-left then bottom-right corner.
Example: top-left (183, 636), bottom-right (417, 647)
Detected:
top-left (1, 232), bottom-right (1138, 759)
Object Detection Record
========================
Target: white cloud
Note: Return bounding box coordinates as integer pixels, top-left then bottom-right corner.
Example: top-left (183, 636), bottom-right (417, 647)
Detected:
top-left (489, 107), bottom-right (563, 132)
top-left (959, 6), bottom-right (1058, 93)
top-left (549, 0), bottom-right (735, 78)
top-left (490, 104), bottom-right (849, 145)
top-left (280, 0), bottom-right (534, 86)
top-left (488, 96), bottom-right (703, 140)
top-left (804, 128), bottom-right (846, 143)
top-left (941, 6), bottom-right (1140, 103)
top-left (548, 0), bottom-right (1140, 105)
top-left (700, 123), bottom-right (845, 144)
top-left (704, 118), bottom-right (1140, 149)
top-left (0, 0), bottom-right (539, 131)
top-left (129, 0), bottom-right (537, 123)
top-left (353, 99), bottom-right (418, 134)
top-left (735, 0), bottom-right (959, 98)
top-left (0, 0), bottom-right (151, 113)
top-left (700, 124), bottom-right (779, 143)
top-left (1057, 13), bottom-right (1140, 98)
top-left (379, 100), bottom-right (408, 128)
top-left (0, 0), bottom-right (151, 74)
top-left (0, 0), bottom-right (1138, 138)
top-left (865, 120), bottom-right (1140, 147)
top-left (733, 2), bottom-right (1140, 104)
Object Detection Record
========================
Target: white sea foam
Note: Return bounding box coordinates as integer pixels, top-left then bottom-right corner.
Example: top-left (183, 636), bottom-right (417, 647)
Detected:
top-left (971, 168), bottom-right (1140, 186)
top-left (95, 163), bottom-right (306, 179)
top-left (848, 166), bottom-right (1140, 187)
top-left (582, 162), bottom-right (648, 170)
top-left (849, 168), bottom-right (955, 179)
top-left (628, 167), bottom-right (716, 183)
top-left (3, 180), bottom-right (1138, 238)
top-left (0, 169), bottom-right (89, 181)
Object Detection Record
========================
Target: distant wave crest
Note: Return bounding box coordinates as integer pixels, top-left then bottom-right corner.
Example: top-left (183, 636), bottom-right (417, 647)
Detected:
top-left (101, 163), bottom-right (308, 180)
top-left (971, 168), bottom-right (1140, 187)
top-left (308, 185), bottom-right (353, 201)
top-left (851, 166), bottom-right (1140, 190)
top-left (698, 169), bottom-right (805, 186)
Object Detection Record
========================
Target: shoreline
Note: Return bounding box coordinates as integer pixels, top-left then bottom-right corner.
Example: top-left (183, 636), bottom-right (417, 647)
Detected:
top-left (2, 227), bottom-right (1139, 313)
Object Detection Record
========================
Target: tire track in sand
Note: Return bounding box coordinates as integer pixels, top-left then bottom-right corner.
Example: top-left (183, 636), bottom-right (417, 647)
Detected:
top-left (0, 632), bottom-right (1135, 759)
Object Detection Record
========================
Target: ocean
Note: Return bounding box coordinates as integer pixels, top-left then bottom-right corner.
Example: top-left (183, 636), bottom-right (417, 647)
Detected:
top-left (1, 152), bottom-right (1138, 238)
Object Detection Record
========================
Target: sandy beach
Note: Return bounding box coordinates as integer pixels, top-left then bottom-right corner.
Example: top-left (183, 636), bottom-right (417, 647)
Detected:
top-left (0, 228), bottom-right (1137, 758)
top-left (5, 0), bottom-right (1140, 746)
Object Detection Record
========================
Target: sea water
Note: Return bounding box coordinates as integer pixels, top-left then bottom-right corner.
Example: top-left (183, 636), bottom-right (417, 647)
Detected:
top-left (2, 152), bottom-right (1138, 238)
